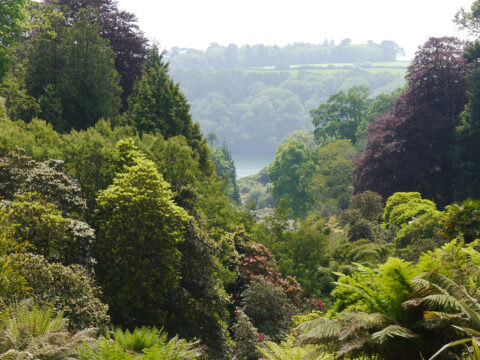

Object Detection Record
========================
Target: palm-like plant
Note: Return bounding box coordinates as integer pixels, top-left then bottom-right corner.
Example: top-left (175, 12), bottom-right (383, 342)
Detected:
top-left (297, 258), bottom-right (423, 359)
top-left (299, 240), bottom-right (480, 359)
top-left (78, 327), bottom-right (203, 360)
top-left (297, 311), bottom-right (419, 359)
top-left (0, 300), bottom-right (96, 359)
top-left (430, 326), bottom-right (480, 359)
top-left (407, 270), bottom-right (480, 359)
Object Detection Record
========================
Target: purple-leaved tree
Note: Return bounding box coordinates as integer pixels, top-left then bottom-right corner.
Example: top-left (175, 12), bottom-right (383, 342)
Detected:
top-left (353, 37), bottom-right (468, 206)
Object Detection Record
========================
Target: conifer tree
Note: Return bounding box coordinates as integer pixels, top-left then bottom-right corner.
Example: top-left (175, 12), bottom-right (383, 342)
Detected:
top-left (126, 46), bottom-right (211, 172)
top-left (26, 8), bottom-right (121, 131)
top-left (95, 139), bottom-right (190, 328)
top-left (46, 0), bottom-right (149, 108)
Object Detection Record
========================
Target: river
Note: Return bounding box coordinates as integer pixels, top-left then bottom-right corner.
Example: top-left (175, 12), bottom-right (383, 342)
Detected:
top-left (233, 156), bottom-right (274, 178)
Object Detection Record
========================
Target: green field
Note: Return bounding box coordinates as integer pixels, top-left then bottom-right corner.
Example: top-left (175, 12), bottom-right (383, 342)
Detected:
top-left (241, 61), bottom-right (410, 76)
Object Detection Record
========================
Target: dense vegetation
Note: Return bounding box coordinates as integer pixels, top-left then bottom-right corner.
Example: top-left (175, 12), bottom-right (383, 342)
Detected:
top-left (168, 51), bottom-right (407, 156)
top-left (2, 0), bottom-right (480, 359)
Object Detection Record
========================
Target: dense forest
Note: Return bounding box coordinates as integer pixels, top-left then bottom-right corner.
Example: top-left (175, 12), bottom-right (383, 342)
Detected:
top-left (167, 40), bottom-right (405, 70)
top-left (3, 0), bottom-right (480, 360)
top-left (168, 47), bottom-right (407, 156)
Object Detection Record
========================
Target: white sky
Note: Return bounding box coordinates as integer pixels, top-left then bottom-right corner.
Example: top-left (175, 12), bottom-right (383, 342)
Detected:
top-left (116, 0), bottom-right (474, 59)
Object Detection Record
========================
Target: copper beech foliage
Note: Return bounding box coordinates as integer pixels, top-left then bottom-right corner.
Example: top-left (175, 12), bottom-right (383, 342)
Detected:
top-left (354, 37), bottom-right (468, 206)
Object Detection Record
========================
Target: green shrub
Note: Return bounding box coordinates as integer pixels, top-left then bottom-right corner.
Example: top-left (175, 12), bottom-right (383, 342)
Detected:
top-left (232, 309), bottom-right (260, 360)
top-left (242, 277), bottom-right (296, 342)
top-left (8, 253), bottom-right (109, 330)
top-left (2, 192), bottom-right (95, 269)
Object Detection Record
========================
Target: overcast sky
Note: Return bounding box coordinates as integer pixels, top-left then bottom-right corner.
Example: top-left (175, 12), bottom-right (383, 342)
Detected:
top-left (116, 0), bottom-right (474, 59)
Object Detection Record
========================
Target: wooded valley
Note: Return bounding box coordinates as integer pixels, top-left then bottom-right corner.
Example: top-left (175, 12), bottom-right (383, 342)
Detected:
top-left (1, 1), bottom-right (480, 359)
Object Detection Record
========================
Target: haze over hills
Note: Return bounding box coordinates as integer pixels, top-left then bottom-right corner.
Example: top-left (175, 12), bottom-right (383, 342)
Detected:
top-left (166, 41), bottom-right (408, 159)
top-left (4, 1), bottom-right (480, 360)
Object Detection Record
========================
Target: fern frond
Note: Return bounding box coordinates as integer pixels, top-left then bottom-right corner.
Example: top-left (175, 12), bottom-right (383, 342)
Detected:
top-left (371, 325), bottom-right (418, 344)
top-left (338, 312), bottom-right (391, 341)
top-left (258, 337), bottom-right (333, 360)
top-left (113, 326), bottom-right (164, 353)
top-left (337, 337), bottom-right (368, 357)
top-left (297, 318), bottom-right (342, 345)
top-left (421, 294), bottom-right (463, 313)
top-left (0, 301), bottom-right (95, 360)
top-left (423, 311), bottom-right (464, 322)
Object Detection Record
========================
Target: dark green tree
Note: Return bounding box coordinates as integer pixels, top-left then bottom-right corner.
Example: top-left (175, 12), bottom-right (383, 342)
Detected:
top-left (241, 277), bottom-right (295, 342)
top-left (46, 0), bottom-right (149, 109)
top-left (127, 45), bottom-right (211, 172)
top-left (452, 41), bottom-right (480, 200)
top-left (127, 45), bottom-right (190, 136)
top-left (340, 191), bottom-right (386, 242)
top-left (25, 8), bottom-right (121, 131)
top-left (165, 222), bottom-right (231, 359)
top-left (233, 309), bottom-right (261, 360)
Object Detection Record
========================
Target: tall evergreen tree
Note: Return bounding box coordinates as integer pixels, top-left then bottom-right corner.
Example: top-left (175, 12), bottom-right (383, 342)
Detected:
top-left (45, 0), bottom-right (148, 109)
top-left (127, 46), bottom-right (211, 172)
top-left (26, 8), bottom-right (121, 131)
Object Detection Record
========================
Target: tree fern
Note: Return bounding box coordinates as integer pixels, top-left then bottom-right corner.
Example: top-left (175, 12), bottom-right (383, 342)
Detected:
top-left (297, 317), bottom-right (342, 344)
top-left (298, 258), bottom-right (423, 359)
top-left (0, 300), bottom-right (96, 359)
top-left (141, 336), bottom-right (203, 360)
top-left (409, 271), bottom-right (480, 326)
top-left (331, 258), bottom-right (415, 319)
top-left (408, 254), bottom-right (480, 359)
top-left (370, 325), bottom-right (417, 344)
top-left (79, 327), bottom-right (203, 360)
top-left (112, 327), bottom-right (167, 353)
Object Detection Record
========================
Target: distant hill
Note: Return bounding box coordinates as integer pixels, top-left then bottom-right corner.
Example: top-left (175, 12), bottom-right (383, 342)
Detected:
top-left (166, 40), bottom-right (405, 70)
top-left (167, 42), bottom-right (408, 157)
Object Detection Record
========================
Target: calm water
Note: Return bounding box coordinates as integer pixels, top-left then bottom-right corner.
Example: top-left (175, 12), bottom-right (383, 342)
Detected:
top-left (234, 156), bottom-right (274, 178)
